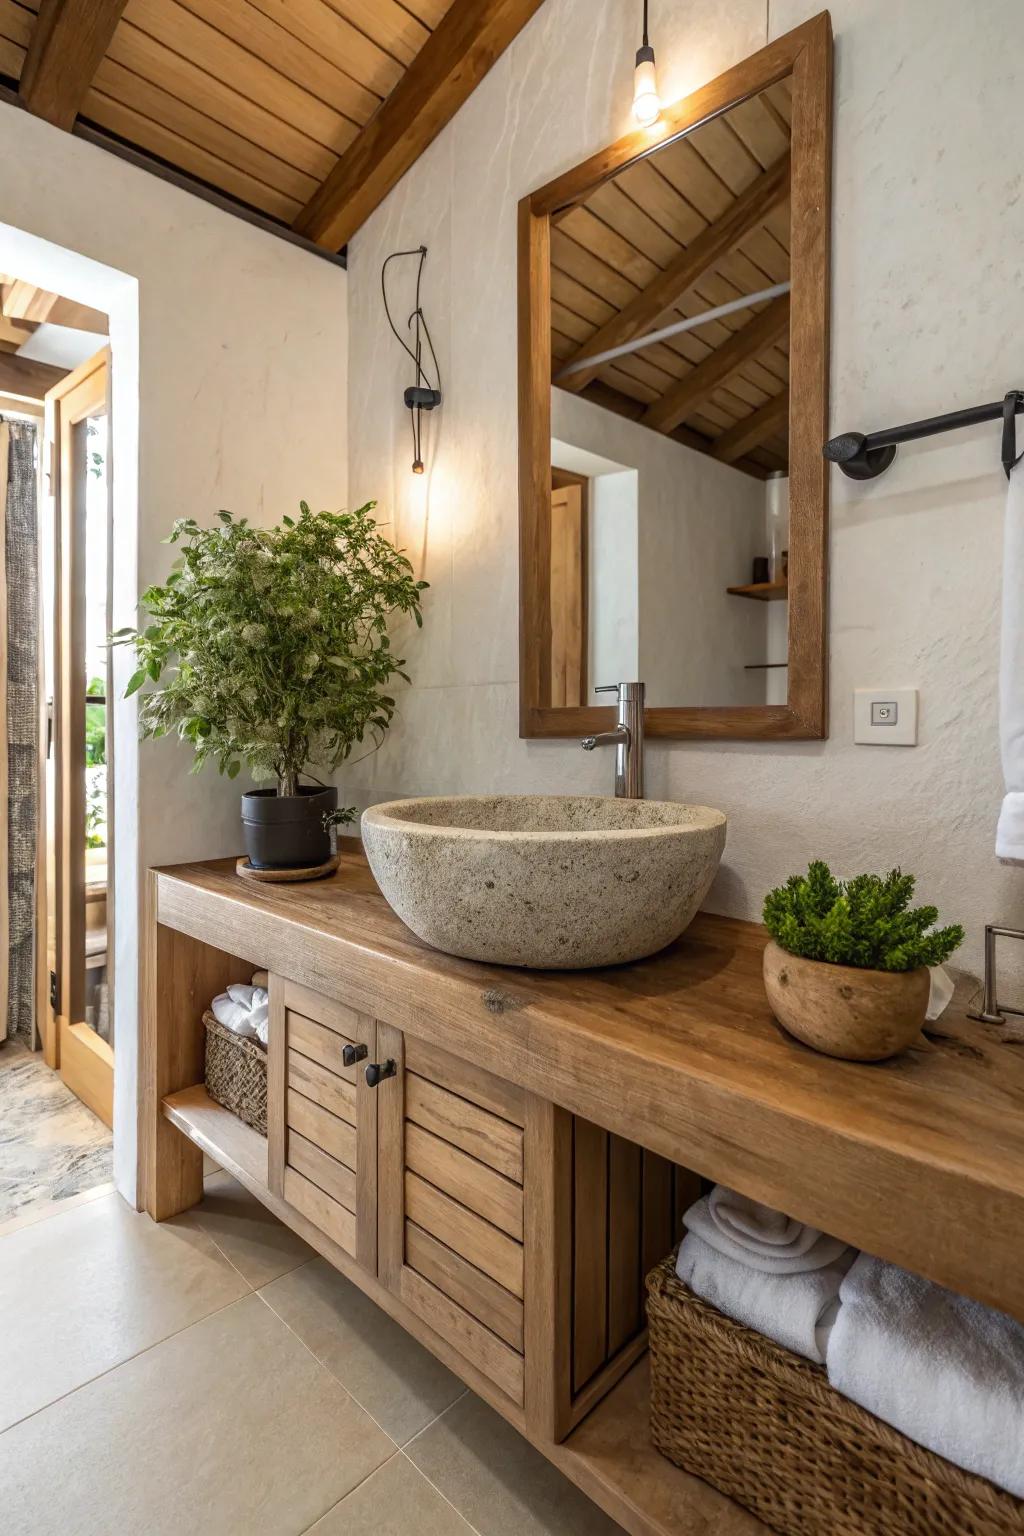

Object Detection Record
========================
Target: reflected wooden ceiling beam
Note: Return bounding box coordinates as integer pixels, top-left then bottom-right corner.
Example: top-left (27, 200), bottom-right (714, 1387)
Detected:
top-left (19, 0), bottom-right (128, 130)
top-left (711, 391), bottom-right (789, 463)
top-left (2, 280), bottom-right (108, 335)
top-left (294, 0), bottom-right (546, 252)
top-left (560, 154), bottom-right (790, 395)
top-left (642, 293), bottom-right (791, 436)
top-left (577, 378), bottom-right (769, 478)
top-left (0, 351), bottom-right (68, 401)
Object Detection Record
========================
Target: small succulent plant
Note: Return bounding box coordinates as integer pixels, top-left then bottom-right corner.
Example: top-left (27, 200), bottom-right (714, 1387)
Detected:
top-left (763, 861), bottom-right (964, 973)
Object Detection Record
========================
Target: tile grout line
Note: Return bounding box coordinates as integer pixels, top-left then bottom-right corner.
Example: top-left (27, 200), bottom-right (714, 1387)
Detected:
top-left (253, 1283), bottom-right (471, 1451)
top-left (294, 1449), bottom-right (406, 1536)
top-left (397, 1445), bottom-right (487, 1536)
top-left (252, 1287), bottom-right (404, 1450)
top-left (0, 1285), bottom-right (258, 1439)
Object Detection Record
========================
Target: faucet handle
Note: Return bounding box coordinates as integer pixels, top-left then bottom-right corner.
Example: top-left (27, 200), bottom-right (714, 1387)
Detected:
top-left (594, 682), bottom-right (645, 701)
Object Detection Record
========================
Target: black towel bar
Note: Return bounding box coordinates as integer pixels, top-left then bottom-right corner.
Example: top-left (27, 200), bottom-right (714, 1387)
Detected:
top-left (824, 390), bottom-right (1024, 481)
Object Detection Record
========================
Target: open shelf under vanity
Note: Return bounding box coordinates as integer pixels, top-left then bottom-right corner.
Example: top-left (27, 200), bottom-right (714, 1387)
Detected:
top-left (145, 848), bottom-right (1024, 1536)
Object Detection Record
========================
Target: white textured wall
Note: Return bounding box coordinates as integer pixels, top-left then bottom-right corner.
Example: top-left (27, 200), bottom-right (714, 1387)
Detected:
top-left (346, 0), bottom-right (1022, 988)
top-left (553, 388), bottom-right (765, 706)
top-left (0, 106), bottom-right (347, 1199)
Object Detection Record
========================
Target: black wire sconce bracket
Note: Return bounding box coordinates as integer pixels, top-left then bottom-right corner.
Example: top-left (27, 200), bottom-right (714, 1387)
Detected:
top-left (824, 390), bottom-right (1024, 481)
top-left (381, 245), bottom-right (442, 474)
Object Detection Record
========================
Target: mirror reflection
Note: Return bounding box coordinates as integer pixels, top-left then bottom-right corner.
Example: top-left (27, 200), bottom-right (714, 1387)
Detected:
top-left (548, 77), bottom-right (792, 709)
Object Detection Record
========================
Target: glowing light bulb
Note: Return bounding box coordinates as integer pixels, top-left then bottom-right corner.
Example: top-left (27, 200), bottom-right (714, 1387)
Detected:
top-left (412, 458), bottom-right (425, 475)
top-left (632, 44), bottom-right (661, 126)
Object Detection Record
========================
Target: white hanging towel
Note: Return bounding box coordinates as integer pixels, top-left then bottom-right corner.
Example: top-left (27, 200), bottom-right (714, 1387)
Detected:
top-left (997, 462), bottom-right (1024, 860)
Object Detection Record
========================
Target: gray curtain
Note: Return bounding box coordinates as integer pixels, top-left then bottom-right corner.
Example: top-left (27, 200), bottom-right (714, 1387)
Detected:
top-left (2, 419), bottom-right (39, 1042)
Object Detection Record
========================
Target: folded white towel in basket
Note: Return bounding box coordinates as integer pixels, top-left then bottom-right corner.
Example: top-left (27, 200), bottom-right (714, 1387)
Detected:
top-left (685, 1187), bottom-right (849, 1274)
top-left (827, 1253), bottom-right (1024, 1496)
top-left (676, 1232), bottom-right (853, 1363)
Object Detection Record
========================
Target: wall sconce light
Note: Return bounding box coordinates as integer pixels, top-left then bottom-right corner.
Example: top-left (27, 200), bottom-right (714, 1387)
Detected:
top-left (382, 245), bottom-right (442, 475)
top-left (632, 0), bottom-right (661, 126)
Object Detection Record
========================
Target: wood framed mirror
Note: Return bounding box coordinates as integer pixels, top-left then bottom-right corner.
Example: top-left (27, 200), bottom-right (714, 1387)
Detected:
top-left (518, 13), bottom-right (832, 741)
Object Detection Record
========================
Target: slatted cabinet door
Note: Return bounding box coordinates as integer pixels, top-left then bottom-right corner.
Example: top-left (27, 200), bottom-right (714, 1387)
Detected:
top-left (376, 1025), bottom-right (528, 1408)
top-left (267, 976), bottom-right (377, 1272)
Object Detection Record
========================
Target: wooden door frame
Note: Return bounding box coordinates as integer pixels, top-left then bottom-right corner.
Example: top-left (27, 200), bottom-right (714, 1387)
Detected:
top-left (47, 347), bottom-right (114, 1124)
top-left (549, 467), bottom-right (588, 707)
top-left (518, 12), bottom-right (832, 741)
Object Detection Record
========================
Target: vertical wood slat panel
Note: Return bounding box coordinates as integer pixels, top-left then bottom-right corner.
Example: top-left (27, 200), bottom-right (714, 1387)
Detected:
top-left (572, 1117), bottom-right (608, 1392)
top-left (607, 1135), bottom-right (643, 1355)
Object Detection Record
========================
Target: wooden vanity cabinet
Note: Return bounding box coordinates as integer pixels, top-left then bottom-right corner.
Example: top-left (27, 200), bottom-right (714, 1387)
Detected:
top-left (263, 972), bottom-right (686, 1430)
top-left (267, 976), bottom-right (378, 1273)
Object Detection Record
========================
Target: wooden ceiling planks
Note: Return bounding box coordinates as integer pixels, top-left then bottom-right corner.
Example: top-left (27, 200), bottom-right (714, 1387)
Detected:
top-left (550, 84), bottom-right (793, 472)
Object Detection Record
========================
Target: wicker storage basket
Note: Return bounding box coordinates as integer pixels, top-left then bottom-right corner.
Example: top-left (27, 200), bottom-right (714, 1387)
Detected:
top-left (203, 1010), bottom-right (268, 1136)
top-left (647, 1254), bottom-right (1024, 1536)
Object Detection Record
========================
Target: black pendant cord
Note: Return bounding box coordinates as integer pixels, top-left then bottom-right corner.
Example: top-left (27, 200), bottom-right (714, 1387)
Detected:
top-left (381, 246), bottom-right (443, 471)
top-left (642, 0), bottom-right (649, 47)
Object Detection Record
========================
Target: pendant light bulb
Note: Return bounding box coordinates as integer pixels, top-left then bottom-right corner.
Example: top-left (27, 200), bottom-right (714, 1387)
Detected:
top-left (632, 2), bottom-right (660, 126)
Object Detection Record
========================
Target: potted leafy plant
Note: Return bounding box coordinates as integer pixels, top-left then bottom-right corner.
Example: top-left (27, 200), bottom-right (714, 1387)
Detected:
top-left (115, 502), bottom-right (426, 871)
top-left (762, 861), bottom-right (964, 1060)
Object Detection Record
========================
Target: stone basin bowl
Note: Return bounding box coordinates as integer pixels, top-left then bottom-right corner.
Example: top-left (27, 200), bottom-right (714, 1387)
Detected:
top-left (361, 795), bottom-right (727, 970)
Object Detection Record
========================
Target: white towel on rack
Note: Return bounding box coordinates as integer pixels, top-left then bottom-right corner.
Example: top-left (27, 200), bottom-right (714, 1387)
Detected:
top-left (997, 462), bottom-right (1024, 861)
top-left (827, 1253), bottom-right (1024, 1496)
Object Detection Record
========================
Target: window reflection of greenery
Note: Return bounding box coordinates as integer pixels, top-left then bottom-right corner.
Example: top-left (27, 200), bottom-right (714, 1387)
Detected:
top-left (85, 675), bottom-right (106, 848)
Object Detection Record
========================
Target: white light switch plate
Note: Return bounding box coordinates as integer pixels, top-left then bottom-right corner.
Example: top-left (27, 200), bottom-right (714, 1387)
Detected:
top-left (854, 687), bottom-right (918, 746)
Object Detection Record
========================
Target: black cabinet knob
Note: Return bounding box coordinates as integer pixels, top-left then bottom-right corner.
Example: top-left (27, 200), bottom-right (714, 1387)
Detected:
top-left (364, 1059), bottom-right (396, 1088)
top-left (342, 1043), bottom-right (368, 1068)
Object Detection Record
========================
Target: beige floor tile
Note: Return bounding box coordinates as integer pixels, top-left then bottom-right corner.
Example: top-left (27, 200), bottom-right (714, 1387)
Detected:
top-left (406, 1393), bottom-right (626, 1536)
top-left (185, 1170), bottom-right (316, 1287)
top-left (0, 1190), bottom-right (249, 1431)
top-left (0, 1293), bottom-right (396, 1536)
top-left (309, 1452), bottom-right (476, 1534)
top-left (261, 1257), bottom-right (465, 1444)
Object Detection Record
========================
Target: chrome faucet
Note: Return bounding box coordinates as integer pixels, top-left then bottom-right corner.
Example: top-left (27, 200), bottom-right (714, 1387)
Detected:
top-left (581, 681), bottom-right (645, 798)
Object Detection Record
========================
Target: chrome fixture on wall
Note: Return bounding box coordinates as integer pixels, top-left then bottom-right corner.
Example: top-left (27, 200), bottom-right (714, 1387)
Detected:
top-left (381, 244), bottom-right (442, 474)
top-left (581, 681), bottom-right (646, 798)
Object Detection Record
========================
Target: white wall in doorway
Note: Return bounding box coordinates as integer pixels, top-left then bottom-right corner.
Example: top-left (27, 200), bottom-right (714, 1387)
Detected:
top-left (0, 105), bottom-right (348, 1205)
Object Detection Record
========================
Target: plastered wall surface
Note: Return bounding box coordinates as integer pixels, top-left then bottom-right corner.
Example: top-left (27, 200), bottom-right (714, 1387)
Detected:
top-left (0, 106), bottom-right (347, 1197)
top-left (345, 0), bottom-right (1024, 991)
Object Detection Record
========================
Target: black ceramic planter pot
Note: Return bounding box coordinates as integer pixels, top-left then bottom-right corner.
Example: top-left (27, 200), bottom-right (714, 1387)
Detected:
top-left (241, 784), bottom-right (338, 870)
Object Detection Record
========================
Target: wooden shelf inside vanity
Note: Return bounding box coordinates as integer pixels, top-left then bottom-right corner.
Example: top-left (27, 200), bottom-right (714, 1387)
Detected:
top-left (145, 848), bottom-right (1024, 1536)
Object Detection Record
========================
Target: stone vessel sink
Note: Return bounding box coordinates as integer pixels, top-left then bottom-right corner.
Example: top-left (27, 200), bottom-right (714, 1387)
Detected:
top-left (361, 795), bottom-right (727, 970)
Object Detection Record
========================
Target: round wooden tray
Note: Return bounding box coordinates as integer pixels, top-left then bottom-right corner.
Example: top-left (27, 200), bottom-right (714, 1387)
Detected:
top-left (235, 853), bottom-right (340, 884)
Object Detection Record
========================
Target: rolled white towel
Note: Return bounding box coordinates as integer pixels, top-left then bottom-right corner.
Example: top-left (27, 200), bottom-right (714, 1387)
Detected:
top-left (211, 993), bottom-right (258, 1038)
top-left (676, 1232), bottom-right (853, 1364)
top-left (248, 1001), bottom-right (270, 1047)
top-left (686, 1188), bottom-right (849, 1274)
top-left (227, 989), bottom-right (268, 1013)
top-left (827, 1253), bottom-right (1024, 1496)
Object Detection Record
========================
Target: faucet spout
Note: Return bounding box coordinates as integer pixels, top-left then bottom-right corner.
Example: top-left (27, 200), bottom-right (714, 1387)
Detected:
top-left (581, 728), bottom-right (629, 752)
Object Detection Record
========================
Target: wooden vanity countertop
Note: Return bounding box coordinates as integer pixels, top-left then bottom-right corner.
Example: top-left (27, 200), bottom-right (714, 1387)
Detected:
top-left (153, 847), bottom-right (1024, 1321)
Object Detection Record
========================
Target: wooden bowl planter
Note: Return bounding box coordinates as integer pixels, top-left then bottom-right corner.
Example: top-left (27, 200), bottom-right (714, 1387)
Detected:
top-left (763, 940), bottom-right (930, 1061)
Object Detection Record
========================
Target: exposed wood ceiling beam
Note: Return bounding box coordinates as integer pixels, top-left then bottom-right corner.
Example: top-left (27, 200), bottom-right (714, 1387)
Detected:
top-left (0, 351), bottom-right (69, 400)
top-left (578, 377), bottom-right (769, 479)
top-left (711, 391), bottom-right (789, 463)
top-left (20, 0), bottom-right (129, 131)
top-left (561, 154), bottom-right (790, 395)
top-left (2, 280), bottom-right (108, 335)
top-left (293, 0), bottom-right (546, 252)
top-left (642, 293), bottom-right (791, 435)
